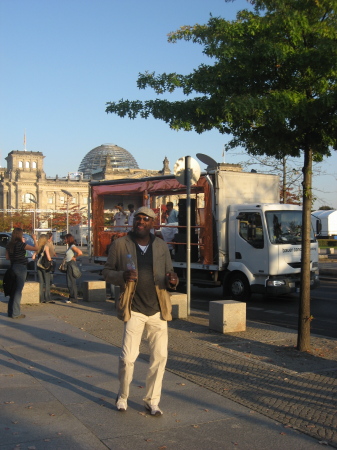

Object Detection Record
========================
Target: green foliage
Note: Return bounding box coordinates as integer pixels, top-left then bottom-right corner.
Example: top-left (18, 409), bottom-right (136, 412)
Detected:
top-left (317, 238), bottom-right (337, 247)
top-left (106, 0), bottom-right (337, 162)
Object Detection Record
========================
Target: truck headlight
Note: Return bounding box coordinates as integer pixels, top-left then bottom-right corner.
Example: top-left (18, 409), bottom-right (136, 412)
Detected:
top-left (267, 280), bottom-right (286, 287)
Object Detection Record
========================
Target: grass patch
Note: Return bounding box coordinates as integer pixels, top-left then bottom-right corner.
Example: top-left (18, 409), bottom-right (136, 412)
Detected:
top-left (317, 239), bottom-right (337, 248)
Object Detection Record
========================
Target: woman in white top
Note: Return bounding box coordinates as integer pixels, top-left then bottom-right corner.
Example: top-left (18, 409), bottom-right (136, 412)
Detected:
top-left (64, 234), bottom-right (82, 303)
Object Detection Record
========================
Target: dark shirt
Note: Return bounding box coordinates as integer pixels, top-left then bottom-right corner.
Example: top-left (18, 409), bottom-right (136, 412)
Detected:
top-left (131, 241), bottom-right (160, 316)
top-left (6, 241), bottom-right (28, 265)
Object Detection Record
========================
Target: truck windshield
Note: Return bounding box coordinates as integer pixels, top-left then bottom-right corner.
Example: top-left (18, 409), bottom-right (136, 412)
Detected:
top-left (265, 210), bottom-right (315, 245)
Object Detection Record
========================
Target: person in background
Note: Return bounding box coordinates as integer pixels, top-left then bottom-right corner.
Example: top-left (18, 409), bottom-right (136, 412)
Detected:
top-left (6, 228), bottom-right (38, 319)
top-left (46, 232), bottom-right (57, 286)
top-left (126, 204), bottom-right (135, 228)
top-left (35, 234), bottom-right (53, 303)
top-left (165, 201), bottom-right (178, 224)
top-left (64, 234), bottom-right (83, 303)
top-left (103, 206), bottom-right (178, 416)
top-left (113, 203), bottom-right (127, 231)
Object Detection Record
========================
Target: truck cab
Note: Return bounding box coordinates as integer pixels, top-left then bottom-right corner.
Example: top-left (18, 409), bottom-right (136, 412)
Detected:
top-left (225, 204), bottom-right (320, 300)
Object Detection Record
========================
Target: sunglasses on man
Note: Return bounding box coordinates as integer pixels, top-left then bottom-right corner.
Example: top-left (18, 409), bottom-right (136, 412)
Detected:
top-left (134, 215), bottom-right (152, 222)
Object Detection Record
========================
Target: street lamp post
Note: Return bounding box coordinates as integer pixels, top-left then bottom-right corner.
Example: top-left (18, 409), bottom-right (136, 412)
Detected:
top-left (29, 198), bottom-right (37, 233)
top-left (9, 205), bottom-right (15, 231)
top-left (79, 206), bottom-right (86, 246)
top-left (61, 189), bottom-right (73, 234)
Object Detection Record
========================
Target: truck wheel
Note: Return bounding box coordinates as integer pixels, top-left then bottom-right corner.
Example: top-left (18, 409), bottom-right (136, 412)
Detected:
top-left (228, 272), bottom-right (251, 302)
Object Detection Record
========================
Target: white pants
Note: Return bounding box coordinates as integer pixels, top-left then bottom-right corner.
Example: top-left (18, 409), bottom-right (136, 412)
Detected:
top-left (118, 311), bottom-right (168, 405)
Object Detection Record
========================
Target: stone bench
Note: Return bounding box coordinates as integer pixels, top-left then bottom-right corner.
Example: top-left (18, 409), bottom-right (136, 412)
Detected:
top-left (209, 300), bottom-right (246, 333)
top-left (170, 292), bottom-right (187, 319)
top-left (82, 281), bottom-right (107, 302)
top-left (21, 282), bottom-right (40, 304)
top-left (319, 248), bottom-right (335, 255)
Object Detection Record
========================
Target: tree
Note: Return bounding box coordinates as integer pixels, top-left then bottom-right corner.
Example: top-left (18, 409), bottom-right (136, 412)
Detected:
top-left (106, 0), bottom-right (337, 351)
top-left (318, 205), bottom-right (334, 210)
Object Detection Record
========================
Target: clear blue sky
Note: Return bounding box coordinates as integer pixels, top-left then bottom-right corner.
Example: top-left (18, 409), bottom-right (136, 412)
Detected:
top-left (1, 0), bottom-right (336, 209)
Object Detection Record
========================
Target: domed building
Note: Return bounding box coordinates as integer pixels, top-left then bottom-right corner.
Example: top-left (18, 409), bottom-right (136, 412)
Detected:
top-left (0, 143), bottom-right (172, 217)
top-left (78, 143), bottom-right (139, 179)
top-left (78, 143), bottom-right (171, 181)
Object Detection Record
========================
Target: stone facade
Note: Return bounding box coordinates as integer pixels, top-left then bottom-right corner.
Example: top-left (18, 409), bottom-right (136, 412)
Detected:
top-left (0, 150), bottom-right (171, 213)
top-left (0, 151), bottom-right (89, 212)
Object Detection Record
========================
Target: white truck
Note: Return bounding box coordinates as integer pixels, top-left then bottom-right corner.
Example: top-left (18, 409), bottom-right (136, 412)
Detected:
top-left (91, 163), bottom-right (319, 300)
top-left (69, 225), bottom-right (88, 246)
top-left (311, 209), bottom-right (337, 238)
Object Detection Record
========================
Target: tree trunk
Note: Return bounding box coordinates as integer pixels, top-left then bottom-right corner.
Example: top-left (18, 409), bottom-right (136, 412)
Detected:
top-left (282, 156), bottom-right (287, 203)
top-left (297, 146), bottom-right (313, 351)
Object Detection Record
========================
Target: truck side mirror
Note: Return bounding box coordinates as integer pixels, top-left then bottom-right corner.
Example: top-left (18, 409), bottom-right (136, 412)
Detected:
top-left (316, 219), bottom-right (322, 234)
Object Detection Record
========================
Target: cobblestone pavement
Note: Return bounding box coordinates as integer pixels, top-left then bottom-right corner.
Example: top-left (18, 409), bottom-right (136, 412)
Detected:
top-left (4, 297), bottom-right (335, 448)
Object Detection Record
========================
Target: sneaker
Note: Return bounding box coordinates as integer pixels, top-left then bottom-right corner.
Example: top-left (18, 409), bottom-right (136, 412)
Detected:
top-left (12, 314), bottom-right (26, 320)
top-left (144, 402), bottom-right (163, 416)
top-left (116, 397), bottom-right (127, 412)
top-left (64, 299), bottom-right (71, 304)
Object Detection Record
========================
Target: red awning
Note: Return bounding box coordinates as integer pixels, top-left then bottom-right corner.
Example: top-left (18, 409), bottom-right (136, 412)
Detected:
top-left (91, 176), bottom-right (208, 199)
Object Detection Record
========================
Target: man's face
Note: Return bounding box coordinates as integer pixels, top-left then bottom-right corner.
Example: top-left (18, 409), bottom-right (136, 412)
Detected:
top-left (133, 214), bottom-right (153, 238)
top-left (167, 204), bottom-right (173, 212)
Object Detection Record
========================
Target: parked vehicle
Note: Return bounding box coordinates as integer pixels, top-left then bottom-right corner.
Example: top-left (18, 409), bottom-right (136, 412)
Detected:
top-left (311, 209), bottom-right (337, 238)
top-left (69, 225), bottom-right (88, 246)
top-left (90, 164), bottom-right (319, 300)
top-left (0, 232), bottom-right (36, 270)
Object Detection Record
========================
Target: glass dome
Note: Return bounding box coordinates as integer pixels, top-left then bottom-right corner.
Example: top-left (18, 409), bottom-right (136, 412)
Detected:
top-left (78, 143), bottom-right (139, 178)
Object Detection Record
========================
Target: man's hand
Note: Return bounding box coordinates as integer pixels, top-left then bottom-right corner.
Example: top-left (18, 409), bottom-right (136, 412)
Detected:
top-left (124, 269), bottom-right (137, 282)
top-left (167, 272), bottom-right (178, 286)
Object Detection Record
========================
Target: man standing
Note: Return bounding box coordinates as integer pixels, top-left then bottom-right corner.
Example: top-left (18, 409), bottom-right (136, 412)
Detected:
top-left (113, 203), bottom-right (127, 231)
top-left (126, 204), bottom-right (135, 229)
top-left (103, 206), bottom-right (178, 416)
top-left (165, 201), bottom-right (178, 224)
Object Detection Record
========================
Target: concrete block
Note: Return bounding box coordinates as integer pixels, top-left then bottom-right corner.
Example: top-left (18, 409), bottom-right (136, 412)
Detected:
top-left (170, 292), bottom-right (187, 319)
top-left (82, 281), bottom-right (107, 302)
top-left (319, 248), bottom-right (335, 255)
top-left (209, 300), bottom-right (246, 333)
top-left (21, 282), bottom-right (40, 304)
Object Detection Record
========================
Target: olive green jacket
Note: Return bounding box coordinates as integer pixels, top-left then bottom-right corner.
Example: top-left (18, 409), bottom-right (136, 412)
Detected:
top-left (102, 233), bottom-right (176, 322)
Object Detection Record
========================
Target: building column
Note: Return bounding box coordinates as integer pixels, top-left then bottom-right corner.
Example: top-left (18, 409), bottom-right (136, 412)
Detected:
top-left (15, 185), bottom-right (22, 209)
